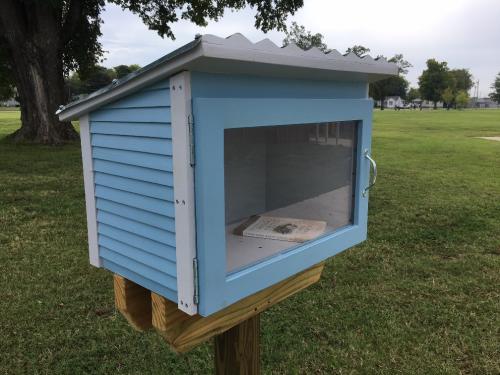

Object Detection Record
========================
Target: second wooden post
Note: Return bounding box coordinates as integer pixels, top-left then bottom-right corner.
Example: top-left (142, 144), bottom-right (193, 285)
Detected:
top-left (214, 314), bottom-right (261, 375)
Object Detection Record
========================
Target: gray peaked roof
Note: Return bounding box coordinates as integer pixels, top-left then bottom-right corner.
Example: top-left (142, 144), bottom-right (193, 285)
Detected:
top-left (58, 33), bottom-right (398, 121)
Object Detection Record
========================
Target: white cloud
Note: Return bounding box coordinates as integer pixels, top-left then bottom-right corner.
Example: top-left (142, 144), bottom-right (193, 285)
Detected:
top-left (100, 0), bottom-right (500, 96)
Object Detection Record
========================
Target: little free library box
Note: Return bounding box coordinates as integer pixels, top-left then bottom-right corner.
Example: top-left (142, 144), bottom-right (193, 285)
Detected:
top-left (58, 34), bottom-right (397, 319)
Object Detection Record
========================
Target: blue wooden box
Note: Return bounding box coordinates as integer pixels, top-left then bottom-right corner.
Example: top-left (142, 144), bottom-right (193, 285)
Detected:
top-left (58, 34), bottom-right (397, 317)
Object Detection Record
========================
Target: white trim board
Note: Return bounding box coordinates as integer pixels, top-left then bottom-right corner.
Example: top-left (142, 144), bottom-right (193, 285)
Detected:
top-left (79, 114), bottom-right (101, 267)
top-left (170, 72), bottom-right (198, 315)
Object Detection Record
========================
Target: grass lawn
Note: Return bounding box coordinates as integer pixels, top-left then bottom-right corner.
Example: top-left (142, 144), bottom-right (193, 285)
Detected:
top-left (1, 109), bottom-right (499, 374)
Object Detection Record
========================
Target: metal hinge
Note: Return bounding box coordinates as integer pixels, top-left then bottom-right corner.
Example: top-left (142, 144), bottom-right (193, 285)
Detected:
top-left (192, 257), bottom-right (199, 305)
top-left (188, 114), bottom-right (195, 166)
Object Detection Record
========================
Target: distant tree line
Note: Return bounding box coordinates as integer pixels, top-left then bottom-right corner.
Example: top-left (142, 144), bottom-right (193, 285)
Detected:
top-left (282, 23), bottom-right (491, 110)
top-left (66, 64), bottom-right (141, 99)
top-left (490, 73), bottom-right (500, 103)
top-left (417, 60), bottom-right (473, 109)
top-left (0, 62), bottom-right (142, 103)
top-left (369, 53), bottom-right (411, 110)
top-left (283, 23), bottom-right (410, 110)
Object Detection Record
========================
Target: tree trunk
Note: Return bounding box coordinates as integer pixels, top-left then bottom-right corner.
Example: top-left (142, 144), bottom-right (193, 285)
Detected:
top-left (0, 1), bottom-right (79, 144)
top-left (9, 50), bottom-right (78, 144)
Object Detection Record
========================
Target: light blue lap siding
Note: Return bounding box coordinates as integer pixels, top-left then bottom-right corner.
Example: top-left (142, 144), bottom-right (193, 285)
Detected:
top-left (89, 79), bottom-right (178, 303)
top-left (94, 173), bottom-right (174, 200)
top-left (94, 185), bottom-right (175, 217)
top-left (92, 147), bottom-right (173, 171)
top-left (90, 122), bottom-right (172, 138)
top-left (93, 159), bottom-right (174, 186)
top-left (91, 107), bottom-right (171, 122)
top-left (96, 198), bottom-right (174, 230)
top-left (91, 134), bottom-right (172, 154)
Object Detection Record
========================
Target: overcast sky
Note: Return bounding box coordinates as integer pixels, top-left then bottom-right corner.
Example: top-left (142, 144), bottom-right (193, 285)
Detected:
top-left (100, 0), bottom-right (500, 97)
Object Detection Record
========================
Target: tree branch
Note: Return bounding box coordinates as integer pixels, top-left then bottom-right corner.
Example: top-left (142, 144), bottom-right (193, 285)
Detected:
top-left (0, 0), bottom-right (28, 44)
top-left (62, 0), bottom-right (83, 44)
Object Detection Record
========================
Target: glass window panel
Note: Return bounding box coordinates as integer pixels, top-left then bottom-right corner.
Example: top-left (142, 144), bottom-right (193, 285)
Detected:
top-left (224, 121), bottom-right (358, 273)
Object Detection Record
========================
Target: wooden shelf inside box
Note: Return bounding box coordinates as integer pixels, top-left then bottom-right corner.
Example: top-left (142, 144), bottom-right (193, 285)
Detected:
top-left (226, 185), bottom-right (352, 273)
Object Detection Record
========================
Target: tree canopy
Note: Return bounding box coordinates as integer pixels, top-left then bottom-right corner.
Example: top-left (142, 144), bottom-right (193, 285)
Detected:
top-left (283, 22), bottom-right (330, 52)
top-left (455, 90), bottom-right (469, 109)
top-left (114, 64), bottom-right (141, 79)
top-left (66, 64), bottom-right (141, 98)
top-left (342, 45), bottom-right (411, 109)
top-left (0, 0), bottom-right (303, 144)
top-left (407, 87), bottom-right (420, 102)
top-left (369, 54), bottom-right (412, 109)
top-left (369, 75), bottom-right (409, 109)
top-left (418, 59), bottom-right (452, 108)
top-left (441, 87), bottom-right (454, 109)
top-left (449, 69), bottom-right (473, 93)
top-left (113, 0), bottom-right (303, 39)
top-left (390, 54), bottom-right (412, 75)
top-left (489, 73), bottom-right (500, 103)
top-left (345, 45), bottom-right (370, 57)
top-left (418, 62), bottom-right (473, 109)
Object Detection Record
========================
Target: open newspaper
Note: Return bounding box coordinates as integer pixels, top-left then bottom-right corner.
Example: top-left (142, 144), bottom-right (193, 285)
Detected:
top-left (234, 215), bottom-right (326, 243)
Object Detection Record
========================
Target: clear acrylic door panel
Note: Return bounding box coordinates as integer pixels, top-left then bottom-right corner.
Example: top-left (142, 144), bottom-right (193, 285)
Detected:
top-left (224, 121), bottom-right (358, 272)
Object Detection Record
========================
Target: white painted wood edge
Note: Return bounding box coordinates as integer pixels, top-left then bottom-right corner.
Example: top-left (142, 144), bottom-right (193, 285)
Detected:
top-left (79, 115), bottom-right (101, 267)
top-left (170, 72), bottom-right (198, 315)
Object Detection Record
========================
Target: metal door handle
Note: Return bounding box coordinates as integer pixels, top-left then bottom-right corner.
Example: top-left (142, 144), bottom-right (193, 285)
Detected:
top-left (363, 150), bottom-right (377, 197)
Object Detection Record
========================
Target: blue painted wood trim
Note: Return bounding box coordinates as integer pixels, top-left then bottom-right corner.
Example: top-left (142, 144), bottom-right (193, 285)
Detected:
top-left (193, 97), bottom-right (373, 316)
top-left (190, 72), bottom-right (367, 99)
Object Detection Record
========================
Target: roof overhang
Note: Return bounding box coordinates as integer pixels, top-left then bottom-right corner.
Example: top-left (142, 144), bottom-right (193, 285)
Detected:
top-left (58, 34), bottom-right (398, 121)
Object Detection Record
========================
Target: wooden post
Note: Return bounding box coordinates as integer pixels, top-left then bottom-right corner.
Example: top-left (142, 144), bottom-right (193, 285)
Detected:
top-left (214, 314), bottom-right (261, 375)
top-left (114, 275), bottom-right (152, 331)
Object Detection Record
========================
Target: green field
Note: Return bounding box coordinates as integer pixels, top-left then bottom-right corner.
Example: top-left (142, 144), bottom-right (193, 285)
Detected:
top-left (1, 109), bottom-right (499, 374)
